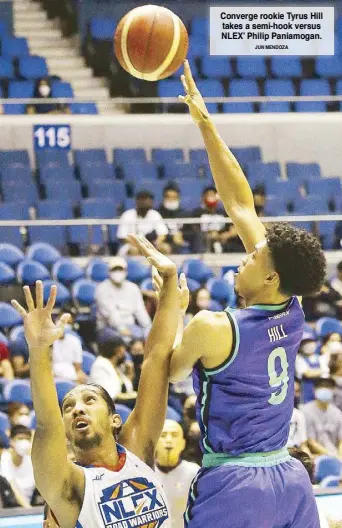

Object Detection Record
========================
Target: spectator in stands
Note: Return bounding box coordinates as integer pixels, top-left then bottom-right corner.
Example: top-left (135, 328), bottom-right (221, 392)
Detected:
top-left (287, 379), bottom-right (310, 454)
top-left (10, 338), bottom-right (29, 379)
top-left (329, 261), bottom-right (342, 297)
top-left (129, 338), bottom-right (145, 390)
top-left (185, 287), bottom-right (211, 323)
top-left (95, 256), bottom-right (151, 343)
top-left (183, 394), bottom-right (197, 432)
top-left (302, 280), bottom-right (342, 321)
top-left (52, 326), bottom-right (87, 384)
top-left (155, 420), bottom-right (200, 528)
top-left (333, 222), bottom-right (342, 250)
top-left (182, 420), bottom-right (202, 466)
top-left (253, 187), bottom-right (266, 216)
top-left (0, 425), bottom-right (35, 508)
top-left (190, 186), bottom-right (229, 253)
top-left (295, 333), bottom-right (329, 403)
top-left (26, 78), bottom-right (70, 115)
top-left (320, 333), bottom-right (342, 371)
top-left (329, 353), bottom-right (342, 411)
top-left (89, 337), bottom-right (137, 407)
top-left (8, 403), bottom-right (30, 429)
top-left (158, 184), bottom-right (188, 254)
top-left (303, 378), bottom-right (342, 458)
top-left (0, 342), bottom-right (13, 381)
top-left (117, 190), bottom-right (168, 255)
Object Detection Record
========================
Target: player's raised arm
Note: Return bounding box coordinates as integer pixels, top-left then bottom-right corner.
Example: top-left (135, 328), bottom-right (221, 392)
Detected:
top-left (119, 235), bottom-right (184, 467)
top-left (11, 282), bottom-right (84, 528)
top-left (180, 60), bottom-right (266, 253)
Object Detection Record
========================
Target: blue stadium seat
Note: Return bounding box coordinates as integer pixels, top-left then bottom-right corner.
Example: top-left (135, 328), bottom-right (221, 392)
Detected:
top-left (296, 80), bottom-right (331, 112)
top-left (166, 406), bottom-right (182, 423)
top-left (81, 198), bottom-right (116, 218)
top-left (189, 149), bottom-right (207, 165)
top-left (0, 243), bottom-right (24, 267)
top-left (314, 456), bottom-right (342, 483)
top-left (191, 16), bottom-right (208, 36)
top-left (264, 180), bottom-right (299, 201)
top-left (2, 38), bottom-right (29, 58)
top-left (201, 57), bottom-right (232, 78)
top-left (51, 81), bottom-right (74, 98)
top-left (230, 146), bottom-right (262, 165)
top-left (264, 197), bottom-right (289, 216)
top-left (0, 150), bottom-right (30, 168)
top-left (28, 227), bottom-right (67, 249)
top-left (55, 380), bottom-right (75, 403)
top-left (0, 332), bottom-right (8, 345)
top-left (115, 404), bottom-right (131, 423)
top-left (261, 79), bottom-right (295, 113)
top-left (236, 57), bottom-right (267, 78)
top-left (320, 476), bottom-right (340, 488)
top-left (37, 200), bottom-right (73, 219)
top-left (127, 259), bottom-right (150, 284)
top-left (2, 181), bottom-right (38, 205)
top-left (134, 180), bottom-right (164, 203)
top-left (17, 259), bottom-right (50, 285)
top-left (0, 203), bottom-right (28, 248)
top-left (315, 56), bottom-right (342, 77)
top-left (42, 280), bottom-right (71, 307)
top-left (90, 17), bottom-right (116, 40)
top-left (4, 380), bottom-right (32, 404)
top-left (0, 262), bottom-right (15, 285)
top-left (87, 180), bottom-right (126, 203)
top-left (74, 149), bottom-right (107, 165)
top-left (157, 79), bottom-right (183, 98)
top-left (319, 221), bottom-right (337, 250)
top-left (260, 102), bottom-right (291, 113)
top-left (86, 259), bottom-right (109, 282)
top-left (224, 80), bottom-right (259, 113)
top-left (72, 279), bottom-right (96, 307)
top-left (292, 196), bottom-right (329, 214)
top-left (26, 242), bottom-right (61, 268)
top-left (286, 162), bottom-right (321, 183)
top-left (181, 259), bottom-right (214, 283)
top-left (79, 162), bottom-right (113, 183)
top-left (245, 162), bottom-right (281, 188)
top-left (206, 278), bottom-right (236, 307)
top-left (71, 199), bottom-right (116, 247)
top-left (52, 258), bottom-right (84, 286)
top-left (187, 35), bottom-right (207, 59)
top-left (120, 162), bottom-right (159, 182)
top-left (114, 149), bottom-right (147, 165)
top-left (82, 351), bottom-right (95, 376)
top-left (8, 80), bottom-right (35, 98)
top-left (270, 57), bottom-right (302, 78)
top-left (184, 278), bottom-right (201, 292)
top-left (140, 278), bottom-right (153, 291)
top-left (1, 166), bottom-right (32, 183)
top-left (18, 56), bottom-right (48, 79)
top-left (0, 303), bottom-right (22, 329)
top-left (176, 178), bottom-right (204, 203)
top-left (0, 20), bottom-right (9, 39)
top-left (171, 59), bottom-right (198, 80)
top-left (307, 177), bottom-right (341, 198)
top-left (163, 162), bottom-right (194, 180)
top-left (9, 325), bottom-right (25, 342)
top-left (40, 166), bottom-right (75, 183)
top-left (0, 411), bottom-right (9, 434)
top-left (36, 149), bottom-right (70, 168)
top-left (0, 58), bottom-right (14, 79)
top-left (3, 104), bottom-right (26, 115)
top-left (316, 317), bottom-right (342, 338)
top-left (151, 149), bottom-right (184, 165)
top-left (195, 80), bottom-right (224, 113)
top-left (70, 103), bottom-right (98, 114)
top-left (45, 180), bottom-right (82, 204)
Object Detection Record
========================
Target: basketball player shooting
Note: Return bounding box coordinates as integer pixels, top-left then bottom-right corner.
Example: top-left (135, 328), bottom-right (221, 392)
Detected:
top-left (11, 234), bottom-right (189, 528)
top-left (162, 60), bottom-right (327, 527)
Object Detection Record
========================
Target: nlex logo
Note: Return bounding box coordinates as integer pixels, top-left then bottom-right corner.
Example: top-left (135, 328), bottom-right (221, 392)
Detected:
top-left (98, 478), bottom-right (169, 528)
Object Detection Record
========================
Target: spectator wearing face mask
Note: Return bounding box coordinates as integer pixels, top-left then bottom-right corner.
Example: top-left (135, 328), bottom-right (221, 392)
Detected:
top-left (0, 425), bottom-right (35, 508)
top-left (117, 190), bottom-right (168, 255)
top-left (303, 378), bottom-right (342, 459)
top-left (330, 353), bottom-right (342, 412)
top-left (95, 257), bottom-right (151, 343)
top-left (158, 184), bottom-right (189, 254)
top-left (286, 379), bottom-right (311, 455)
top-left (8, 403), bottom-right (31, 429)
top-left (155, 420), bottom-right (200, 528)
top-left (26, 78), bottom-right (70, 115)
top-left (320, 333), bottom-right (342, 370)
top-left (185, 287), bottom-right (212, 324)
top-left (295, 332), bottom-right (329, 403)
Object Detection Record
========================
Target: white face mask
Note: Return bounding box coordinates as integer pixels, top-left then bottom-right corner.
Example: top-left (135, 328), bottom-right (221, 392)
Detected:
top-left (13, 439), bottom-right (31, 457)
top-left (39, 85), bottom-right (50, 97)
top-left (327, 341), bottom-right (342, 354)
top-left (15, 415), bottom-right (30, 428)
top-left (301, 342), bottom-right (316, 355)
top-left (315, 388), bottom-right (334, 403)
top-left (164, 200), bottom-right (179, 211)
top-left (111, 270), bottom-right (126, 284)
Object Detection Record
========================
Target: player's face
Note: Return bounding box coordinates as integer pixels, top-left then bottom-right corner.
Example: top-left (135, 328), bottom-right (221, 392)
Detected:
top-left (62, 386), bottom-right (119, 451)
top-left (155, 420), bottom-right (185, 468)
top-left (234, 242), bottom-right (278, 301)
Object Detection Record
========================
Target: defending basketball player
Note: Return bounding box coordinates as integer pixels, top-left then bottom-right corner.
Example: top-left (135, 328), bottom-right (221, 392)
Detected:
top-left (159, 60), bottom-right (326, 527)
top-left (11, 234), bottom-right (189, 528)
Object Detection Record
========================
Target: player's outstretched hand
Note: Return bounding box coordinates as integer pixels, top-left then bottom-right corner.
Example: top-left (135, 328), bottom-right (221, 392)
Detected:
top-left (11, 280), bottom-right (70, 350)
top-left (127, 234), bottom-right (177, 278)
top-left (179, 59), bottom-right (210, 124)
top-left (153, 269), bottom-right (189, 316)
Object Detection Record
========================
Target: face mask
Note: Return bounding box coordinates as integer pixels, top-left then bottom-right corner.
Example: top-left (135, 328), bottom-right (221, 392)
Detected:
top-left (164, 200), bottom-right (179, 211)
top-left (110, 271), bottom-right (126, 284)
top-left (39, 85), bottom-right (50, 97)
top-left (204, 197), bottom-right (218, 208)
top-left (327, 341), bottom-right (342, 354)
top-left (13, 439), bottom-right (31, 457)
top-left (315, 388), bottom-right (334, 403)
top-left (15, 415), bottom-right (30, 428)
top-left (301, 342), bottom-right (316, 355)
top-left (197, 299), bottom-right (210, 310)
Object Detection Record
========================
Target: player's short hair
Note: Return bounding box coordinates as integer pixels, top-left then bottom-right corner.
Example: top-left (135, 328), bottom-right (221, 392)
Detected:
top-left (288, 447), bottom-right (314, 483)
top-left (266, 223), bottom-right (326, 296)
top-left (61, 383), bottom-right (116, 416)
top-left (314, 377), bottom-right (336, 389)
top-left (10, 424), bottom-right (31, 439)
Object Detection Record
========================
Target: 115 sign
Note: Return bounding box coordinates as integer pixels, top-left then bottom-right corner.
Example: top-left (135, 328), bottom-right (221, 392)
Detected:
top-left (33, 125), bottom-right (71, 150)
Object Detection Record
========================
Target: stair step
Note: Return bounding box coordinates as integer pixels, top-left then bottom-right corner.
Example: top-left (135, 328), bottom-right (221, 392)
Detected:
top-left (34, 48), bottom-right (79, 59)
top-left (14, 11), bottom-right (48, 22)
top-left (28, 39), bottom-right (72, 49)
top-left (15, 20), bottom-right (55, 31)
top-left (72, 78), bottom-right (107, 90)
top-left (57, 68), bottom-right (94, 80)
top-left (47, 57), bottom-right (85, 69)
top-left (13, 4), bottom-right (41, 14)
top-left (15, 29), bottom-right (61, 39)
top-left (74, 87), bottom-right (109, 99)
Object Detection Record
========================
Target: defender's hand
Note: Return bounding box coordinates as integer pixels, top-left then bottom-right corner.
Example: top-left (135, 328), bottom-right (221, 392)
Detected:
top-left (179, 60), bottom-right (210, 124)
top-left (11, 280), bottom-right (70, 350)
top-left (153, 270), bottom-right (189, 315)
top-left (127, 234), bottom-right (177, 278)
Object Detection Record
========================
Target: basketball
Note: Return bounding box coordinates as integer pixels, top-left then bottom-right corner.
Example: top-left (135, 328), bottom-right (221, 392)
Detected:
top-left (114, 5), bottom-right (188, 81)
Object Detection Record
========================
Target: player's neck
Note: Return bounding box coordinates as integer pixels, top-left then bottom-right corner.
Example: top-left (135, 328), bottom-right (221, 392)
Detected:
top-left (245, 290), bottom-right (290, 308)
top-left (74, 438), bottom-right (119, 467)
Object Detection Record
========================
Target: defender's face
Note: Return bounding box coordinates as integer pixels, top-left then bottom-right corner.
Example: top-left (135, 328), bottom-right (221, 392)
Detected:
top-left (62, 386), bottom-right (119, 451)
top-left (155, 420), bottom-right (185, 467)
top-left (234, 242), bottom-right (276, 300)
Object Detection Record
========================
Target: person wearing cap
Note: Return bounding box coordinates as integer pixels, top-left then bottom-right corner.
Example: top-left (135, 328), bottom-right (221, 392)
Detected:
top-left (295, 330), bottom-right (329, 403)
top-left (116, 190), bottom-right (168, 255)
top-left (95, 256), bottom-right (151, 343)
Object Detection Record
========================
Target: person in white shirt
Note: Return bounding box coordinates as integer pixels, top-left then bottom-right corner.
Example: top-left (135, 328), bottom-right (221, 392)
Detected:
top-left (95, 256), bottom-right (151, 343)
top-left (155, 420), bottom-right (200, 528)
top-left (287, 379), bottom-right (311, 454)
top-left (52, 331), bottom-right (87, 383)
top-left (0, 425), bottom-right (35, 508)
top-left (89, 337), bottom-right (137, 406)
top-left (117, 190), bottom-right (168, 254)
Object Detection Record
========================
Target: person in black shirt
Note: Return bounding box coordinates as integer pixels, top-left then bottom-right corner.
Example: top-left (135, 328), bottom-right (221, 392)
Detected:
top-left (159, 184), bottom-right (189, 254)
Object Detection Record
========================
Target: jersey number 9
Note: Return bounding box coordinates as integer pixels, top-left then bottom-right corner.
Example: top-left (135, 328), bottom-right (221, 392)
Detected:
top-left (268, 347), bottom-right (289, 405)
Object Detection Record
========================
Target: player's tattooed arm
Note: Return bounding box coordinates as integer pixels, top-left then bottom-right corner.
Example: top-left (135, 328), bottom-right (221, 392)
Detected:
top-left (180, 59), bottom-right (266, 254)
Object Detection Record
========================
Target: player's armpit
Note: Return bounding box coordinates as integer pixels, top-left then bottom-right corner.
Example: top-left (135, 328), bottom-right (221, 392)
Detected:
top-left (169, 310), bottom-right (233, 383)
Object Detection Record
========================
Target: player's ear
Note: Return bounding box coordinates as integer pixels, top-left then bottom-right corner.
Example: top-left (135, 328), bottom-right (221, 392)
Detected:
top-left (265, 271), bottom-right (280, 287)
top-left (112, 413), bottom-right (122, 431)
